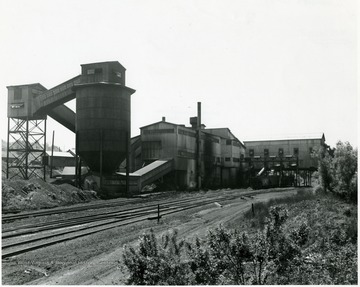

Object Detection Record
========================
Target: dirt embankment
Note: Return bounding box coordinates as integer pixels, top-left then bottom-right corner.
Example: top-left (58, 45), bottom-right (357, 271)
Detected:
top-left (2, 178), bottom-right (98, 213)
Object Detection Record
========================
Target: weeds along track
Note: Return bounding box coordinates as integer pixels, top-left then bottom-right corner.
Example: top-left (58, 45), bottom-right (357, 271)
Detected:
top-left (1, 193), bottom-right (252, 259)
top-left (2, 188), bottom-right (289, 259)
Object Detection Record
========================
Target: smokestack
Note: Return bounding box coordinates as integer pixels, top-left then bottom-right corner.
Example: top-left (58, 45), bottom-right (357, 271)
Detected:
top-left (162, 117), bottom-right (166, 122)
top-left (197, 102), bottom-right (201, 130)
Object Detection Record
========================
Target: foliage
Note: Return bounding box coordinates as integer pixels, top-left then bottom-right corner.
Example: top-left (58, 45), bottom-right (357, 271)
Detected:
top-left (243, 189), bottom-right (316, 229)
top-left (317, 141), bottom-right (357, 202)
top-left (123, 192), bottom-right (357, 285)
top-left (123, 207), bottom-right (305, 285)
top-left (123, 230), bottom-right (190, 285)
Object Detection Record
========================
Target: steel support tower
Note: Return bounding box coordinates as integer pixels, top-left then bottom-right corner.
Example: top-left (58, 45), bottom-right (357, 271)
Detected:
top-left (6, 117), bottom-right (46, 180)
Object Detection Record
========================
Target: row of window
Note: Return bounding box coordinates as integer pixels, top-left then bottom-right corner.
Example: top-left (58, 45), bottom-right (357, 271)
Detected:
top-left (249, 147), bottom-right (313, 157)
top-left (225, 139), bottom-right (242, 147)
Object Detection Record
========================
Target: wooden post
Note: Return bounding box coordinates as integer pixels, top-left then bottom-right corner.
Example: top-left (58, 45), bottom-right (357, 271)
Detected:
top-left (126, 131), bottom-right (129, 196)
top-left (6, 118), bottom-right (10, 179)
top-left (100, 130), bottom-right (103, 191)
top-left (78, 158), bottom-right (82, 189)
top-left (197, 102), bottom-right (202, 190)
top-left (50, 130), bottom-right (55, 178)
top-left (157, 204), bottom-right (160, 223)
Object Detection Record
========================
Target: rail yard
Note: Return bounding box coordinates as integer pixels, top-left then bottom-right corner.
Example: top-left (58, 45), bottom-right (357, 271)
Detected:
top-left (2, 187), bottom-right (301, 285)
top-left (3, 61), bottom-right (349, 284)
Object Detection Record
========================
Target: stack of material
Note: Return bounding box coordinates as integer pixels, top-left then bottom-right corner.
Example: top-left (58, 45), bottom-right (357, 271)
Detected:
top-left (2, 178), bottom-right (98, 213)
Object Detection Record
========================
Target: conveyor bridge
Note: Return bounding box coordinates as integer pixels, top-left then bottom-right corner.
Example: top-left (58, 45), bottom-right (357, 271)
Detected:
top-left (116, 159), bottom-right (174, 193)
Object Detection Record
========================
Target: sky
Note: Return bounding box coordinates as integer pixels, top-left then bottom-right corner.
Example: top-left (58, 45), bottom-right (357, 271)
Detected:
top-left (0, 0), bottom-right (357, 151)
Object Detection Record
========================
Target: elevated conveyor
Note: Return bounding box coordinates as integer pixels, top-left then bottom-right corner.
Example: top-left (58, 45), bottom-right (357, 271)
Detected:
top-left (116, 159), bottom-right (174, 193)
top-left (47, 105), bottom-right (76, 132)
top-left (33, 75), bottom-right (80, 115)
top-left (30, 76), bottom-right (80, 132)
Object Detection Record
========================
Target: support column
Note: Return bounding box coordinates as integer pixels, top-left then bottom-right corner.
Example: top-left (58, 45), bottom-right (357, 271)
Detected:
top-left (6, 118), bottom-right (10, 179)
top-left (6, 117), bottom-right (46, 180)
top-left (126, 131), bottom-right (130, 196)
top-left (99, 130), bottom-right (103, 191)
top-left (75, 131), bottom-right (79, 187)
top-left (43, 119), bottom-right (47, 181)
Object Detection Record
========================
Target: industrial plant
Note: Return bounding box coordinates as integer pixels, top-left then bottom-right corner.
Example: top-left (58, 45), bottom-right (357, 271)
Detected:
top-left (5, 61), bottom-right (326, 198)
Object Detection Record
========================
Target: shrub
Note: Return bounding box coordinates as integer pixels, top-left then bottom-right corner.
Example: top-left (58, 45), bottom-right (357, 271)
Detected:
top-left (123, 229), bottom-right (191, 285)
top-left (123, 206), bottom-right (305, 285)
top-left (122, 202), bottom-right (357, 285)
top-left (317, 141), bottom-right (357, 202)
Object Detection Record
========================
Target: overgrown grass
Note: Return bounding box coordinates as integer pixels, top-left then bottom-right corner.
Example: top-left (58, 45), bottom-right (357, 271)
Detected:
top-left (122, 188), bottom-right (357, 285)
top-left (242, 189), bottom-right (317, 229)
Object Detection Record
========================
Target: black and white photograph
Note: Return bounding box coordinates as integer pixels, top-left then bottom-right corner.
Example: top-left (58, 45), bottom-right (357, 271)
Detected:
top-left (0, 0), bottom-right (357, 285)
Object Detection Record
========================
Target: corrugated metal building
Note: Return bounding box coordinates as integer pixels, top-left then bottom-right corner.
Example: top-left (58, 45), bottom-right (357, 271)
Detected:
top-left (130, 117), bottom-right (246, 190)
top-left (43, 151), bottom-right (76, 168)
top-left (243, 133), bottom-right (326, 171)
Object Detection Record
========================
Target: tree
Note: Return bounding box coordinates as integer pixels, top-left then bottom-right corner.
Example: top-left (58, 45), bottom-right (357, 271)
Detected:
top-left (332, 141), bottom-right (357, 200)
top-left (317, 141), bottom-right (357, 201)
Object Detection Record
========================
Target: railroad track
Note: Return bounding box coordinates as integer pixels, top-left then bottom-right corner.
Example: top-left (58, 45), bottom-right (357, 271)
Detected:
top-left (2, 193), bottom-right (250, 259)
top-left (2, 188), bottom-right (270, 223)
top-left (2, 188), bottom-right (297, 259)
top-left (2, 197), bottom-right (147, 222)
top-left (2, 195), bottom-right (218, 237)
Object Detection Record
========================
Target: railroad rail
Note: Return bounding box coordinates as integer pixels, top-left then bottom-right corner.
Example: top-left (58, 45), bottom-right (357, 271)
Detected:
top-left (2, 192), bottom-right (256, 259)
top-left (2, 197), bottom-right (145, 222)
top-left (2, 188), bottom-right (297, 259)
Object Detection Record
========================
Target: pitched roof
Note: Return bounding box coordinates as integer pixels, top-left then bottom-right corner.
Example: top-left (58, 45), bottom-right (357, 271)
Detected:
top-left (140, 120), bottom-right (188, 130)
top-left (46, 151), bottom-right (74, 158)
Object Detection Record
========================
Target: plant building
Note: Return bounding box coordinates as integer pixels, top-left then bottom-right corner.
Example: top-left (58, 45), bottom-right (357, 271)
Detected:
top-left (123, 116), bottom-right (246, 191)
top-left (5, 60), bottom-right (326, 197)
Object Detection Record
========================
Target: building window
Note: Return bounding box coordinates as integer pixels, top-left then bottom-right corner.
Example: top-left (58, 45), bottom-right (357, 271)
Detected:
top-left (294, 148), bottom-right (299, 156)
top-left (249, 149), bottom-right (254, 157)
top-left (225, 157), bottom-right (231, 162)
top-left (14, 87), bottom-right (22, 100)
top-left (240, 154), bottom-right (244, 160)
top-left (233, 158), bottom-right (240, 162)
top-left (278, 148), bottom-right (284, 157)
top-left (264, 149), bottom-right (269, 157)
top-left (226, 139), bottom-right (232, 145)
top-left (87, 68), bottom-right (103, 75)
top-left (217, 157), bottom-right (220, 163)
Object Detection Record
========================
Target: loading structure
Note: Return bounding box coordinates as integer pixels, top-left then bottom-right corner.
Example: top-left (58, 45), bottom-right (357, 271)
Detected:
top-left (6, 61), bottom-right (135, 196)
top-left (243, 134), bottom-right (326, 188)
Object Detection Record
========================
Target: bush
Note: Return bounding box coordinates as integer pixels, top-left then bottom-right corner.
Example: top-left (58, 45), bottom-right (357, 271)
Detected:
top-left (123, 230), bottom-right (191, 285)
top-left (123, 206), bottom-right (305, 285)
top-left (122, 203), bottom-right (357, 285)
top-left (317, 141), bottom-right (357, 202)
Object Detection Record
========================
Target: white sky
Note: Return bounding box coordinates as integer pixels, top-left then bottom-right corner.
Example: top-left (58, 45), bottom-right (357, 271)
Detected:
top-left (0, 0), bottom-right (358, 150)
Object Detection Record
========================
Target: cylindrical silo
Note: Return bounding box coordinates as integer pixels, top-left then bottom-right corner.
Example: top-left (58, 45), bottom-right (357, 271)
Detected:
top-left (75, 61), bottom-right (135, 173)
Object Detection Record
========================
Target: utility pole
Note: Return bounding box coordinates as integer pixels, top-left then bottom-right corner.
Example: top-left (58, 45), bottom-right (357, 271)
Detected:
top-left (126, 131), bottom-right (130, 196)
top-left (50, 130), bottom-right (55, 178)
top-left (197, 102), bottom-right (202, 190)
